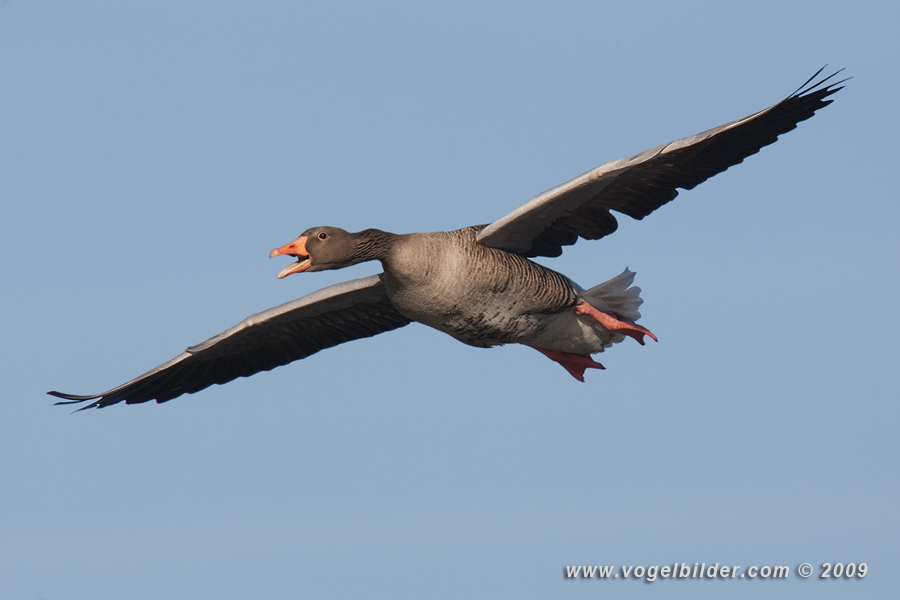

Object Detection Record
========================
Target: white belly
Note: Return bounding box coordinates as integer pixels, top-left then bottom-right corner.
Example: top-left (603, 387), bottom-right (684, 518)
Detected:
top-left (524, 309), bottom-right (624, 354)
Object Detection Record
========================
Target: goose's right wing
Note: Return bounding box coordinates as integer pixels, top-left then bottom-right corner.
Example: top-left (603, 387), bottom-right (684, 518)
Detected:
top-left (49, 274), bottom-right (411, 409)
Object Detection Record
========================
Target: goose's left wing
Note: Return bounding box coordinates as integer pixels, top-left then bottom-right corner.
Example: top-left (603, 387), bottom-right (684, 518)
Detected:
top-left (477, 69), bottom-right (846, 258)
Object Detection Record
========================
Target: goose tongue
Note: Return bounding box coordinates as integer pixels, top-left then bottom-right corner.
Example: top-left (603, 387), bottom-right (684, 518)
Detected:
top-left (269, 236), bottom-right (311, 278)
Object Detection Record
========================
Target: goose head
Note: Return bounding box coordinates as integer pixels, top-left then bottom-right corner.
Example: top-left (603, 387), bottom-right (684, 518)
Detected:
top-left (269, 227), bottom-right (383, 278)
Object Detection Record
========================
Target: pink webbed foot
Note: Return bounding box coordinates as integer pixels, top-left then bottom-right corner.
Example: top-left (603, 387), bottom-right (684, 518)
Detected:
top-left (574, 302), bottom-right (658, 345)
top-left (530, 346), bottom-right (605, 382)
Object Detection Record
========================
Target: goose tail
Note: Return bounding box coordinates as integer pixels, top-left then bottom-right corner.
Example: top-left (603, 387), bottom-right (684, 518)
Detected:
top-left (578, 268), bottom-right (645, 322)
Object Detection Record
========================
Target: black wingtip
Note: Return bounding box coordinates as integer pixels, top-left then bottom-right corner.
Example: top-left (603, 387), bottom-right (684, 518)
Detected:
top-left (792, 66), bottom-right (850, 99)
top-left (48, 390), bottom-right (97, 401)
top-left (48, 390), bottom-right (102, 410)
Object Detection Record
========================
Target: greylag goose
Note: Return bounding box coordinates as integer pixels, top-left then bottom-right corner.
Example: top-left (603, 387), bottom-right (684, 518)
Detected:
top-left (50, 69), bottom-right (844, 409)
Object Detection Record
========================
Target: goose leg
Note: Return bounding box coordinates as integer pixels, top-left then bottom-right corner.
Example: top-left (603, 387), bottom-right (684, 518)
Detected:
top-left (574, 302), bottom-right (658, 345)
top-left (529, 346), bottom-right (605, 382)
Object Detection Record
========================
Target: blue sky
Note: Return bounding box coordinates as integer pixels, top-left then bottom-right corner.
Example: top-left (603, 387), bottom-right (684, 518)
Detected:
top-left (2, 2), bottom-right (897, 598)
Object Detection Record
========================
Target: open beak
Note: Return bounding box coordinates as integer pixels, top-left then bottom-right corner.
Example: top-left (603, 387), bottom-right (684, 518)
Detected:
top-left (269, 236), bottom-right (311, 278)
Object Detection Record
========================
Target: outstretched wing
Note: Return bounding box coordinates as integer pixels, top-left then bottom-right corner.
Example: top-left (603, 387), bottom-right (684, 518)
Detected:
top-left (49, 274), bottom-right (411, 409)
top-left (477, 68), bottom-right (846, 258)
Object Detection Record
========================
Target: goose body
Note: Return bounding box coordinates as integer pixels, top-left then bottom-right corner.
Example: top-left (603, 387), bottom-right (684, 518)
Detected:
top-left (50, 70), bottom-right (845, 409)
top-left (377, 227), bottom-right (580, 349)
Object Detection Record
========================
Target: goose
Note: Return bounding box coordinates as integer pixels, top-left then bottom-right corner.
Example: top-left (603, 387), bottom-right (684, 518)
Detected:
top-left (50, 69), bottom-right (844, 410)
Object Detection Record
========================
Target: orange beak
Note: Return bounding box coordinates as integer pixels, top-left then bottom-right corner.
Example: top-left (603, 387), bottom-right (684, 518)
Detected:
top-left (269, 236), bottom-right (311, 278)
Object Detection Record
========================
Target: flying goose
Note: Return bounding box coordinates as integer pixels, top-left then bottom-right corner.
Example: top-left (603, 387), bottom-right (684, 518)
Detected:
top-left (50, 69), bottom-right (844, 409)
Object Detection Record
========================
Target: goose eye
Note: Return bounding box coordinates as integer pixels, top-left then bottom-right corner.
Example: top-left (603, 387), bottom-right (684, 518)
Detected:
top-left (317, 232), bottom-right (328, 240)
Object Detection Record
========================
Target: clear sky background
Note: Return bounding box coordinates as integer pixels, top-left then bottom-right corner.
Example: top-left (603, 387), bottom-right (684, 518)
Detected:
top-left (2, 2), bottom-right (897, 599)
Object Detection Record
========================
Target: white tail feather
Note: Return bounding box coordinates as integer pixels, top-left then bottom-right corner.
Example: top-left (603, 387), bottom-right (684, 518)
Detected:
top-left (578, 268), bottom-right (644, 322)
